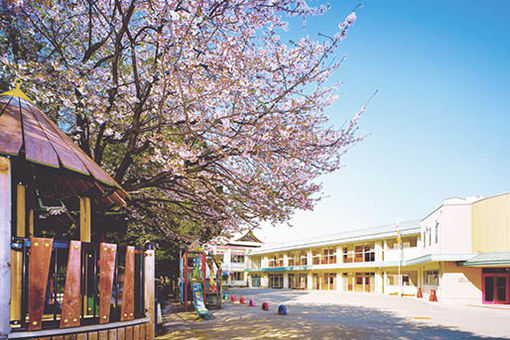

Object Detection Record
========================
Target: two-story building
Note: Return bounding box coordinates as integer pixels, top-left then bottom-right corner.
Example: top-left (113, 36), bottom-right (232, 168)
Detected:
top-left (246, 192), bottom-right (510, 305)
top-left (208, 230), bottom-right (263, 287)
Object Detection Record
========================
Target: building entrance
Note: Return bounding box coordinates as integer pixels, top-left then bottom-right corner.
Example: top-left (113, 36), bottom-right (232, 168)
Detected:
top-left (483, 274), bottom-right (509, 304)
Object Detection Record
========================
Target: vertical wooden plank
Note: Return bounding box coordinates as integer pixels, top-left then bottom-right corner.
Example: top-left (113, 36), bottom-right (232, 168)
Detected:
top-left (99, 243), bottom-right (116, 323)
top-left (77, 333), bottom-right (87, 340)
top-left (121, 246), bottom-right (135, 321)
top-left (88, 332), bottom-right (98, 340)
top-left (53, 336), bottom-right (65, 340)
top-left (80, 197), bottom-right (91, 242)
top-left (133, 325), bottom-right (140, 340)
top-left (10, 184), bottom-right (24, 323)
top-left (117, 327), bottom-right (126, 340)
top-left (64, 334), bottom-right (77, 340)
top-left (29, 208), bottom-right (34, 236)
top-left (61, 240), bottom-right (82, 328)
top-left (125, 326), bottom-right (133, 340)
top-left (29, 237), bottom-right (53, 330)
top-left (98, 330), bottom-right (108, 340)
top-left (80, 196), bottom-right (91, 317)
top-left (144, 248), bottom-right (155, 340)
top-left (10, 249), bottom-right (22, 323)
top-left (108, 328), bottom-right (117, 340)
top-left (16, 184), bottom-right (25, 236)
top-left (139, 322), bottom-right (146, 340)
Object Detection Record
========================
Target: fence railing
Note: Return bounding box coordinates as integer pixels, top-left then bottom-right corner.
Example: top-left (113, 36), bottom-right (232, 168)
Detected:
top-left (10, 237), bottom-right (145, 331)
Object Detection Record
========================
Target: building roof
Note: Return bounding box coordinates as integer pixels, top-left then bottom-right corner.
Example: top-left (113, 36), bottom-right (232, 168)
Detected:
top-left (250, 220), bottom-right (421, 255)
top-left (235, 230), bottom-right (263, 243)
top-left (459, 252), bottom-right (510, 267)
top-left (0, 80), bottom-right (127, 206)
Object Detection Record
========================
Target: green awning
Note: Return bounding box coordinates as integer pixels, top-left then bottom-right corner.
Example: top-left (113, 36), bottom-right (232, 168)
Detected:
top-left (459, 252), bottom-right (510, 267)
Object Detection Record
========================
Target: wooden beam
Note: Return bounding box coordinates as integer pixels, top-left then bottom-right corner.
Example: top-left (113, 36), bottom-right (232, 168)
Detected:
top-left (80, 197), bottom-right (91, 242)
top-left (0, 156), bottom-right (11, 338)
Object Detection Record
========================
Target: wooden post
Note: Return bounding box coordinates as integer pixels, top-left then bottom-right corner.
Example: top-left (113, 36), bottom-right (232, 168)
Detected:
top-left (80, 197), bottom-right (91, 242)
top-left (0, 156), bottom-right (12, 339)
top-left (80, 197), bottom-right (91, 315)
top-left (10, 184), bottom-right (25, 324)
top-left (28, 209), bottom-right (34, 236)
top-left (144, 242), bottom-right (155, 340)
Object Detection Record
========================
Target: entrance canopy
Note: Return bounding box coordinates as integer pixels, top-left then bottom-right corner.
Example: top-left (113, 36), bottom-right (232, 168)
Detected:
top-left (459, 252), bottom-right (510, 267)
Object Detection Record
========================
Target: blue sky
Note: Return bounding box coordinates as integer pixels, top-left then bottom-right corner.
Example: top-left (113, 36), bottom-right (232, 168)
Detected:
top-left (258, 0), bottom-right (510, 244)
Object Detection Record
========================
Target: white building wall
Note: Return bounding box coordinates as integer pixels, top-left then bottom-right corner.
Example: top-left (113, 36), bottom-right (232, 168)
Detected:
top-left (421, 197), bottom-right (477, 255)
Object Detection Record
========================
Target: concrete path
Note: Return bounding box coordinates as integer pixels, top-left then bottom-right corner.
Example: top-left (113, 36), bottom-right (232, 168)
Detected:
top-left (158, 288), bottom-right (510, 339)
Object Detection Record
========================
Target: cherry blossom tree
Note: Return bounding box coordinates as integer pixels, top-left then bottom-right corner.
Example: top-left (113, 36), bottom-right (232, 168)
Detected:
top-left (0, 0), bottom-right (365, 242)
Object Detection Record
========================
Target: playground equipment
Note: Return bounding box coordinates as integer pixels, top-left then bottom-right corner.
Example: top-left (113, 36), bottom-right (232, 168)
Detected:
top-left (278, 305), bottom-right (288, 315)
top-left (180, 243), bottom-right (223, 317)
top-left (239, 297), bottom-right (245, 304)
top-left (231, 295), bottom-right (236, 302)
top-left (249, 298), bottom-right (255, 307)
top-left (262, 302), bottom-right (269, 311)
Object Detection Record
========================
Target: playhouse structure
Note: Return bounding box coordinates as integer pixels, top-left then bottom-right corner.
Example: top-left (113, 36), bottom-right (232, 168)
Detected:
top-left (0, 80), bottom-right (156, 339)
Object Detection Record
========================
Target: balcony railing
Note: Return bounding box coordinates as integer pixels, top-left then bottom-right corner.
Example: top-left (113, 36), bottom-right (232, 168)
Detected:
top-left (10, 237), bottom-right (145, 332)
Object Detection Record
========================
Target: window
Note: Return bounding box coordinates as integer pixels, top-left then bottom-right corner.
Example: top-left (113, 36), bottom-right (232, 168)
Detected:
top-left (364, 246), bottom-right (375, 262)
top-left (354, 246), bottom-right (364, 262)
top-left (287, 252), bottom-right (295, 266)
top-left (269, 274), bottom-right (284, 288)
top-left (387, 275), bottom-right (395, 286)
top-left (288, 274), bottom-right (296, 288)
top-left (343, 247), bottom-right (353, 263)
top-left (299, 252), bottom-right (308, 266)
top-left (278, 255), bottom-right (284, 267)
top-left (435, 222), bottom-right (439, 244)
top-left (298, 274), bottom-right (308, 289)
top-left (424, 270), bottom-right (439, 285)
top-left (233, 272), bottom-right (243, 281)
top-left (322, 248), bottom-right (336, 264)
top-left (312, 251), bottom-right (321, 265)
top-left (231, 254), bottom-right (245, 263)
top-left (268, 256), bottom-right (276, 267)
top-left (402, 275), bottom-right (410, 286)
top-left (401, 236), bottom-right (418, 248)
top-left (217, 254), bottom-right (224, 263)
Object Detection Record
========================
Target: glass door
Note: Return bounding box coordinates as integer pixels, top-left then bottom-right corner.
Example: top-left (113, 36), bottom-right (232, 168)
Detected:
top-left (483, 274), bottom-right (509, 304)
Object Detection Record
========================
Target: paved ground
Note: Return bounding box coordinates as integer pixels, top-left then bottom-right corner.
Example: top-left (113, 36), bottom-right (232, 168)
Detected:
top-left (157, 288), bottom-right (510, 339)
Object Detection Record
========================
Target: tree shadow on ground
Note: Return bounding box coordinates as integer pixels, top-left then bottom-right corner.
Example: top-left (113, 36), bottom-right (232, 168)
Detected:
top-left (158, 288), bottom-right (508, 340)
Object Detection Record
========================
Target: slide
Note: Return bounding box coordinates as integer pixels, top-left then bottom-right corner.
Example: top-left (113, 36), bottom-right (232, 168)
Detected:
top-left (192, 282), bottom-right (209, 318)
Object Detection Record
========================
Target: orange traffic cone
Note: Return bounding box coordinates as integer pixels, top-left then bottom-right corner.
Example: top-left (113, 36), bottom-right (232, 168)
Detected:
top-left (416, 287), bottom-right (423, 298)
top-left (429, 289), bottom-right (438, 302)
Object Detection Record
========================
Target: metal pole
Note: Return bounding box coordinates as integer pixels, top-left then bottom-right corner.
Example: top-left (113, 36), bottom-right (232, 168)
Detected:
top-left (399, 241), bottom-right (403, 297)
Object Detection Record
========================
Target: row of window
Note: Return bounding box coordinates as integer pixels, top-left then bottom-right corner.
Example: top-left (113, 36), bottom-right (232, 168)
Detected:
top-left (423, 222), bottom-right (440, 247)
top-left (217, 254), bottom-right (245, 263)
top-left (262, 237), bottom-right (422, 268)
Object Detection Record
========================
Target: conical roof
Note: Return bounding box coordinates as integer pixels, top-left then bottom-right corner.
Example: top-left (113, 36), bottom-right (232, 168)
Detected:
top-left (0, 79), bottom-right (127, 205)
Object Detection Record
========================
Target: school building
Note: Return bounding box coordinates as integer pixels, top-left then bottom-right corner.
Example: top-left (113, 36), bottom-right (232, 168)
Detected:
top-left (246, 192), bottom-right (510, 305)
